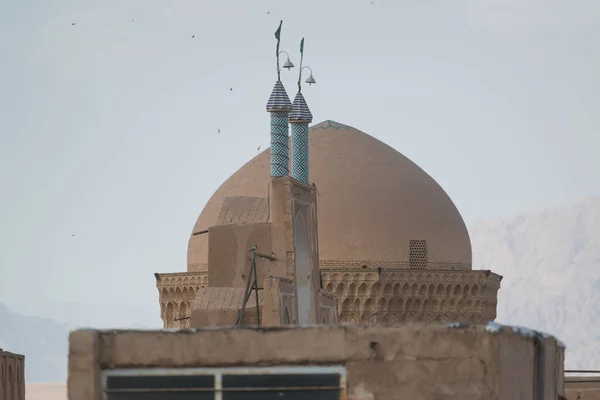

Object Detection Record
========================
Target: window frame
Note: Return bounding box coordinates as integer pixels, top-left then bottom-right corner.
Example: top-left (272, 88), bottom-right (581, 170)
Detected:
top-left (101, 365), bottom-right (347, 400)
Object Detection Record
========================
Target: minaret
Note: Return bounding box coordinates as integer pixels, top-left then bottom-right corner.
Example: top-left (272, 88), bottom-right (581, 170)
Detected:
top-left (289, 38), bottom-right (313, 184)
top-left (266, 21), bottom-right (293, 177)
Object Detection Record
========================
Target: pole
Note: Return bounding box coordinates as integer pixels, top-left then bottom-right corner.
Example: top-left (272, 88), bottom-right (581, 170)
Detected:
top-left (251, 248), bottom-right (260, 325)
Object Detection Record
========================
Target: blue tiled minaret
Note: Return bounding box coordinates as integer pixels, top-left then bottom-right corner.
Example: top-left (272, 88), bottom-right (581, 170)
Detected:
top-left (289, 91), bottom-right (313, 184)
top-left (266, 82), bottom-right (293, 177)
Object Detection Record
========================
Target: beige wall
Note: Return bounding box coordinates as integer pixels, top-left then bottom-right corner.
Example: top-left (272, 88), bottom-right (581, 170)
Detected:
top-left (0, 350), bottom-right (25, 400)
top-left (181, 176), bottom-right (337, 329)
top-left (565, 376), bottom-right (600, 400)
top-left (207, 222), bottom-right (272, 288)
top-left (262, 276), bottom-right (297, 325)
top-left (68, 324), bottom-right (564, 400)
top-left (317, 289), bottom-right (338, 324)
top-left (499, 328), bottom-right (535, 399)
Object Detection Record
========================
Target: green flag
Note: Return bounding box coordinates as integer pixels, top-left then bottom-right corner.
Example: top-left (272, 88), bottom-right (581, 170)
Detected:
top-left (300, 37), bottom-right (304, 55)
top-left (275, 20), bottom-right (282, 40)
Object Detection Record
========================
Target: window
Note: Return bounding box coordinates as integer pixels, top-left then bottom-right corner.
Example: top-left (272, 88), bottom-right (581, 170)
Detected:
top-left (102, 366), bottom-right (346, 400)
top-left (409, 240), bottom-right (427, 269)
top-left (223, 372), bottom-right (342, 399)
top-left (104, 374), bottom-right (215, 400)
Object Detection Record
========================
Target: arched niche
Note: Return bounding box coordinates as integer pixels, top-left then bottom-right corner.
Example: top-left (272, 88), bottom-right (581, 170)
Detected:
top-left (294, 211), bottom-right (311, 325)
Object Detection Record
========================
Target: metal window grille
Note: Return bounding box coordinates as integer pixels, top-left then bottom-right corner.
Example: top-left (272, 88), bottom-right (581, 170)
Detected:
top-left (409, 240), bottom-right (428, 269)
top-left (102, 365), bottom-right (347, 400)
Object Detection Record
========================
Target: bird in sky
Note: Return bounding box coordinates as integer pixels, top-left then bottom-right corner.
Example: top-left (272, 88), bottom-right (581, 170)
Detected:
top-left (191, 34), bottom-right (195, 39)
top-left (71, 234), bottom-right (75, 237)
top-left (217, 128), bottom-right (221, 134)
top-left (267, 10), bottom-right (270, 14)
top-left (257, 146), bottom-right (261, 151)
top-left (71, 22), bottom-right (75, 26)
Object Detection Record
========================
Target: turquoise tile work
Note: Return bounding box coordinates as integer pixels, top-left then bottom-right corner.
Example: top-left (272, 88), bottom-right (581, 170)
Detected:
top-left (266, 80), bottom-right (293, 177)
top-left (291, 123), bottom-right (309, 184)
top-left (270, 111), bottom-right (290, 177)
top-left (289, 90), bottom-right (312, 184)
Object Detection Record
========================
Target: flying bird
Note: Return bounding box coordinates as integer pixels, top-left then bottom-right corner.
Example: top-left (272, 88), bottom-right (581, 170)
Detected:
top-left (217, 128), bottom-right (221, 134)
top-left (71, 22), bottom-right (76, 26)
top-left (132, 19), bottom-right (135, 22)
top-left (191, 34), bottom-right (195, 39)
top-left (71, 234), bottom-right (75, 237)
top-left (267, 10), bottom-right (270, 14)
top-left (257, 146), bottom-right (261, 151)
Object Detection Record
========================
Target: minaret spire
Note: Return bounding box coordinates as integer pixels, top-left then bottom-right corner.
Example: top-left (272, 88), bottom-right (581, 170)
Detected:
top-left (289, 37), bottom-right (313, 184)
top-left (275, 20), bottom-right (283, 81)
top-left (266, 21), bottom-right (293, 177)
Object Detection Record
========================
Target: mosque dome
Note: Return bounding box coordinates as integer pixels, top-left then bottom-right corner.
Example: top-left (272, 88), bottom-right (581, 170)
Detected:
top-left (188, 120), bottom-right (472, 272)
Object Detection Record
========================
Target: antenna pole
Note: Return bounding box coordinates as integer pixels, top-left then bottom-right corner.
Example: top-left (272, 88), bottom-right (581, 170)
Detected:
top-left (252, 248), bottom-right (260, 324)
top-left (298, 38), bottom-right (305, 92)
top-left (275, 20), bottom-right (283, 81)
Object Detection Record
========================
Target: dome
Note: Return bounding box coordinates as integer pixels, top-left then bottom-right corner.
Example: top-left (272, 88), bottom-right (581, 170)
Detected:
top-left (188, 120), bottom-right (472, 271)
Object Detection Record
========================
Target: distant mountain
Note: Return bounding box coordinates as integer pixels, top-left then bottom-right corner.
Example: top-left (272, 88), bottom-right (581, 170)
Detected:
top-left (0, 302), bottom-right (69, 382)
top-left (10, 300), bottom-right (162, 331)
top-left (471, 196), bottom-right (600, 369)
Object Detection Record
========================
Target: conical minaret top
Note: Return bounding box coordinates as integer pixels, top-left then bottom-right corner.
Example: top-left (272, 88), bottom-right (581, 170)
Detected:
top-left (266, 81), bottom-right (292, 113)
top-left (266, 20), bottom-right (293, 177)
top-left (288, 91), bottom-right (313, 123)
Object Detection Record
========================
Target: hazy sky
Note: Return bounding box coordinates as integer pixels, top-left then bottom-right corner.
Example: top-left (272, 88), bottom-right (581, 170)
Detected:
top-left (1, 0), bottom-right (598, 327)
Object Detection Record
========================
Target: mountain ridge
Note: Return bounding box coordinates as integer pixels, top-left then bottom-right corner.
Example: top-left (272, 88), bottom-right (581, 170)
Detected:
top-left (471, 196), bottom-right (600, 368)
top-left (0, 302), bottom-right (69, 382)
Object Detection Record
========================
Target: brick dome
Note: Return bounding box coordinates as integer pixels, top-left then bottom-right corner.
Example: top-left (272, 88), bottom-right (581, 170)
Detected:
top-left (188, 120), bottom-right (472, 271)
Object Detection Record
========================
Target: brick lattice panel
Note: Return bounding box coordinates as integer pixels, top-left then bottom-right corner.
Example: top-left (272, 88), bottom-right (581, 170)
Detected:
top-left (156, 268), bottom-right (501, 328)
